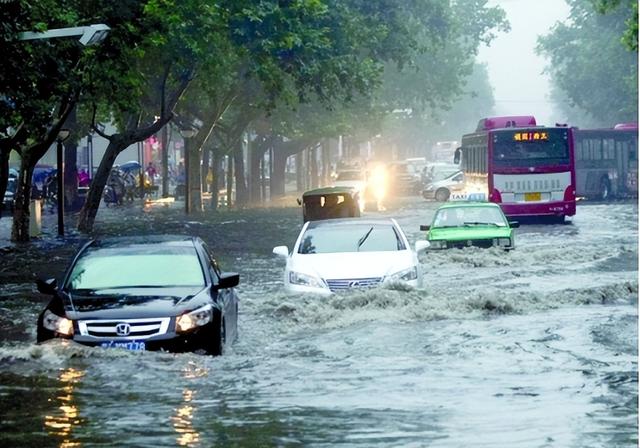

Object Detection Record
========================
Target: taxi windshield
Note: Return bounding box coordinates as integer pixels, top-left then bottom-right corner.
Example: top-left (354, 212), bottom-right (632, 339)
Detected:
top-left (433, 206), bottom-right (507, 228)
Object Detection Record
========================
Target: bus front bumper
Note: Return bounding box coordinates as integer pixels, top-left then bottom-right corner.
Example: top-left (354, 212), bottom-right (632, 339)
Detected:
top-left (500, 200), bottom-right (576, 217)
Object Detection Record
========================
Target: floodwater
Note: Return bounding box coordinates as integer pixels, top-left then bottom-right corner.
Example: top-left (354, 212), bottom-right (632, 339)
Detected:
top-left (0, 198), bottom-right (637, 447)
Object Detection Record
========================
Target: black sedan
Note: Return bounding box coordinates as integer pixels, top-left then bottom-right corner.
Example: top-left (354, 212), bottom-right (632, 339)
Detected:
top-left (36, 235), bottom-right (239, 355)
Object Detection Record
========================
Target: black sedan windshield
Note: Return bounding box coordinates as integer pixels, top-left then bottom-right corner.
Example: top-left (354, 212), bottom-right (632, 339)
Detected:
top-left (67, 244), bottom-right (205, 291)
top-left (298, 224), bottom-right (405, 254)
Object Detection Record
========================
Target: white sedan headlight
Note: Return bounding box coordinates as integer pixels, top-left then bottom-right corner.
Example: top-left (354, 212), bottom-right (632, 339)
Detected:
top-left (389, 266), bottom-right (418, 282)
top-left (43, 309), bottom-right (74, 336)
top-left (176, 304), bottom-right (213, 333)
top-left (289, 271), bottom-right (326, 289)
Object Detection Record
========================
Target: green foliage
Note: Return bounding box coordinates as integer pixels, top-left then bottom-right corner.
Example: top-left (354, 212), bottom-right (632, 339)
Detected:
top-left (537, 0), bottom-right (638, 126)
top-left (592, 0), bottom-right (638, 50)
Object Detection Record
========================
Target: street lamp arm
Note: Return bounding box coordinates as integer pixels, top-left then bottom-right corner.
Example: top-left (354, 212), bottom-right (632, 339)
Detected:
top-left (19, 24), bottom-right (110, 46)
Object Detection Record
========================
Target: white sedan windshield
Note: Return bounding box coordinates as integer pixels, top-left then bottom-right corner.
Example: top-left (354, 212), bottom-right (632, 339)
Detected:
top-left (298, 224), bottom-right (405, 254)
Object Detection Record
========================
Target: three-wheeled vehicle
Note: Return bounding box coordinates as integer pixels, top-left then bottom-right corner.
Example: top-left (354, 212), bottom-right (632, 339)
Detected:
top-left (300, 187), bottom-right (361, 222)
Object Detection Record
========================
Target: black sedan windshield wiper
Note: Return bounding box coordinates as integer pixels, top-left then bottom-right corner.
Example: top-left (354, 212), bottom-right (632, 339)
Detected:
top-left (356, 226), bottom-right (374, 251)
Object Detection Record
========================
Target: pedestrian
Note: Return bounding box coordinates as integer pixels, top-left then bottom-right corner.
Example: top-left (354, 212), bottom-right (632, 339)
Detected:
top-left (146, 162), bottom-right (157, 185)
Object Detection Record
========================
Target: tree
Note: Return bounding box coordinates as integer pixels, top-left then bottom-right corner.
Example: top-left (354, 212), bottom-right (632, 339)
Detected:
top-left (592, 0), bottom-right (638, 50)
top-left (537, 0), bottom-right (638, 126)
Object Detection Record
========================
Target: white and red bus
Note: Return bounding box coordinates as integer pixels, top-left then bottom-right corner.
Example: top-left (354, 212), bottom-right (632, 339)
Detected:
top-left (454, 116), bottom-right (576, 219)
top-left (574, 123), bottom-right (638, 200)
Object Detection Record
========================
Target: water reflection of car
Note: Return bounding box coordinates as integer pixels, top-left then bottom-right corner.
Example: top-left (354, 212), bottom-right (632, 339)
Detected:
top-left (36, 235), bottom-right (239, 356)
top-left (422, 170), bottom-right (465, 201)
top-left (420, 202), bottom-right (518, 250)
top-left (273, 218), bottom-right (429, 295)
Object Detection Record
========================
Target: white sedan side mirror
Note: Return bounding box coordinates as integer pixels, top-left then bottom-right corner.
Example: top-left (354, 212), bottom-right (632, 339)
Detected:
top-left (273, 246), bottom-right (289, 258)
top-left (414, 240), bottom-right (430, 253)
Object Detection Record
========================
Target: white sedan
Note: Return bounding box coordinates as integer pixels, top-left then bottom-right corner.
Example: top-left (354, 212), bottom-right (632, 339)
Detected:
top-left (273, 218), bottom-right (429, 295)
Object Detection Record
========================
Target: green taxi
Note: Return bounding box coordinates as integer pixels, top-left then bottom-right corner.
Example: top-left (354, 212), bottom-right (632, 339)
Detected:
top-left (420, 202), bottom-right (518, 250)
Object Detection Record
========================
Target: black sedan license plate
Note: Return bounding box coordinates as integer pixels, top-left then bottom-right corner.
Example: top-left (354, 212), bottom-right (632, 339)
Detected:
top-left (100, 341), bottom-right (146, 351)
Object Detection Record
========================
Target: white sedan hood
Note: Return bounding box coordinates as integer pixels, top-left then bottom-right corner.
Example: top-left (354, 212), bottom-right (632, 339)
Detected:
top-left (291, 250), bottom-right (414, 280)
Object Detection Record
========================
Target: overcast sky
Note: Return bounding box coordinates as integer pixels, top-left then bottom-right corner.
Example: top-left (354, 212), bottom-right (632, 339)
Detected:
top-left (477, 0), bottom-right (571, 126)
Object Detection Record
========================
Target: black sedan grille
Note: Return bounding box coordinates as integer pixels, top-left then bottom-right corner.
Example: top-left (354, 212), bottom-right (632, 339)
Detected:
top-left (325, 277), bottom-right (383, 292)
top-left (447, 239), bottom-right (495, 249)
top-left (78, 318), bottom-right (171, 340)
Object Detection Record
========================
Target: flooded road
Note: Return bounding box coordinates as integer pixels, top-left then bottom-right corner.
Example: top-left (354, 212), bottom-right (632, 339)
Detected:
top-left (0, 198), bottom-right (637, 447)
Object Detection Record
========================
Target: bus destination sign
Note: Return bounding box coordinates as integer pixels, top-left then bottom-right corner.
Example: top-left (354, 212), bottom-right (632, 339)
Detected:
top-left (513, 132), bottom-right (549, 142)
top-left (513, 131), bottom-right (548, 142)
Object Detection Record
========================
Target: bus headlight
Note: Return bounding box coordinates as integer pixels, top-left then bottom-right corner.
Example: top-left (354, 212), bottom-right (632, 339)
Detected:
top-left (42, 309), bottom-right (74, 336)
top-left (176, 304), bottom-right (213, 333)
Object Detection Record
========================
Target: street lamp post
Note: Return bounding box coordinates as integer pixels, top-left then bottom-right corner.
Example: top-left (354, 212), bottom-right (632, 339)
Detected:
top-left (56, 129), bottom-right (71, 236)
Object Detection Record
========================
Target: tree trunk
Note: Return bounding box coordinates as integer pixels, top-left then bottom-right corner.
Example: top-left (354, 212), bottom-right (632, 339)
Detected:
top-left (77, 140), bottom-right (123, 233)
top-left (64, 139), bottom-right (78, 210)
top-left (188, 138), bottom-right (203, 213)
top-left (296, 152), bottom-right (304, 192)
top-left (161, 124), bottom-right (169, 198)
top-left (310, 146), bottom-right (318, 189)
top-left (0, 148), bottom-right (10, 219)
top-left (63, 109), bottom-right (79, 210)
top-left (271, 149), bottom-right (287, 198)
top-left (11, 155), bottom-right (35, 242)
top-left (201, 147), bottom-right (210, 193)
top-left (322, 140), bottom-right (332, 185)
top-left (249, 140), bottom-right (261, 203)
top-left (234, 141), bottom-right (248, 206)
top-left (210, 151), bottom-right (220, 211)
top-left (226, 154), bottom-right (234, 208)
top-left (258, 153), bottom-right (264, 202)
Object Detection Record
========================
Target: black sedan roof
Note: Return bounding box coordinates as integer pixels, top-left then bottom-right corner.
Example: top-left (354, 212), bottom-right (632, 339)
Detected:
top-left (89, 235), bottom-right (198, 248)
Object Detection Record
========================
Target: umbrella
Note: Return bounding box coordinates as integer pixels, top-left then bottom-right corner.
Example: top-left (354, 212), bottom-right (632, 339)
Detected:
top-left (119, 161), bottom-right (142, 172)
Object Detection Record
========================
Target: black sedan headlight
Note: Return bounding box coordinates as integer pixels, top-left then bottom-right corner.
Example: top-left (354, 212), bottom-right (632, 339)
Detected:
top-left (42, 309), bottom-right (74, 336)
top-left (176, 304), bottom-right (213, 333)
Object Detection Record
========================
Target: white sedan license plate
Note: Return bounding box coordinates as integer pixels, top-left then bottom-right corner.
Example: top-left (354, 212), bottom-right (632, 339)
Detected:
top-left (100, 341), bottom-right (146, 351)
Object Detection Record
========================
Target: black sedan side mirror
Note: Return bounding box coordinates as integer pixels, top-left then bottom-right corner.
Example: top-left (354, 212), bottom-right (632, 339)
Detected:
top-left (420, 224), bottom-right (430, 231)
top-left (217, 272), bottom-right (240, 290)
top-left (36, 278), bottom-right (57, 295)
top-left (509, 221), bottom-right (520, 228)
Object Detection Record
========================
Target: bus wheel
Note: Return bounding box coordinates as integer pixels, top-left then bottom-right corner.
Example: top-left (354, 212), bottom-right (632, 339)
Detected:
top-left (599, 177), bottom-right (612, 201)
top-left (435, 188), bottom-right (450, 202)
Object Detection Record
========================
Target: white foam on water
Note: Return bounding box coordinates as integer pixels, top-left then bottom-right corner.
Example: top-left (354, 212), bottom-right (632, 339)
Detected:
top-left (245, 280), bottom-right (638, 332)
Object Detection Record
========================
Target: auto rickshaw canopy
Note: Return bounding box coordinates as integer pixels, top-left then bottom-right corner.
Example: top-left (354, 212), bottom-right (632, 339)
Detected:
top-left (301, 187), bottom-right (361, 222)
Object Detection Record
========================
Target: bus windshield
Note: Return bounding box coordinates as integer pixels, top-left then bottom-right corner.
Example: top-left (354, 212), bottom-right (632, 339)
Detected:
top-left (492, 128), bottom-right (570, 168)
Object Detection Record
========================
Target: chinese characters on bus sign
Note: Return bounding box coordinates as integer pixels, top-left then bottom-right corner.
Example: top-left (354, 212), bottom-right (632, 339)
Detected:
top-left (513, 132), bottom-right (548, 142)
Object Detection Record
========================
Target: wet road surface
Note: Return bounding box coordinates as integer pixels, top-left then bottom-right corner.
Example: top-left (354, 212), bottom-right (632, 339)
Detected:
top-left (0, 198), bottom-right (637, 447)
